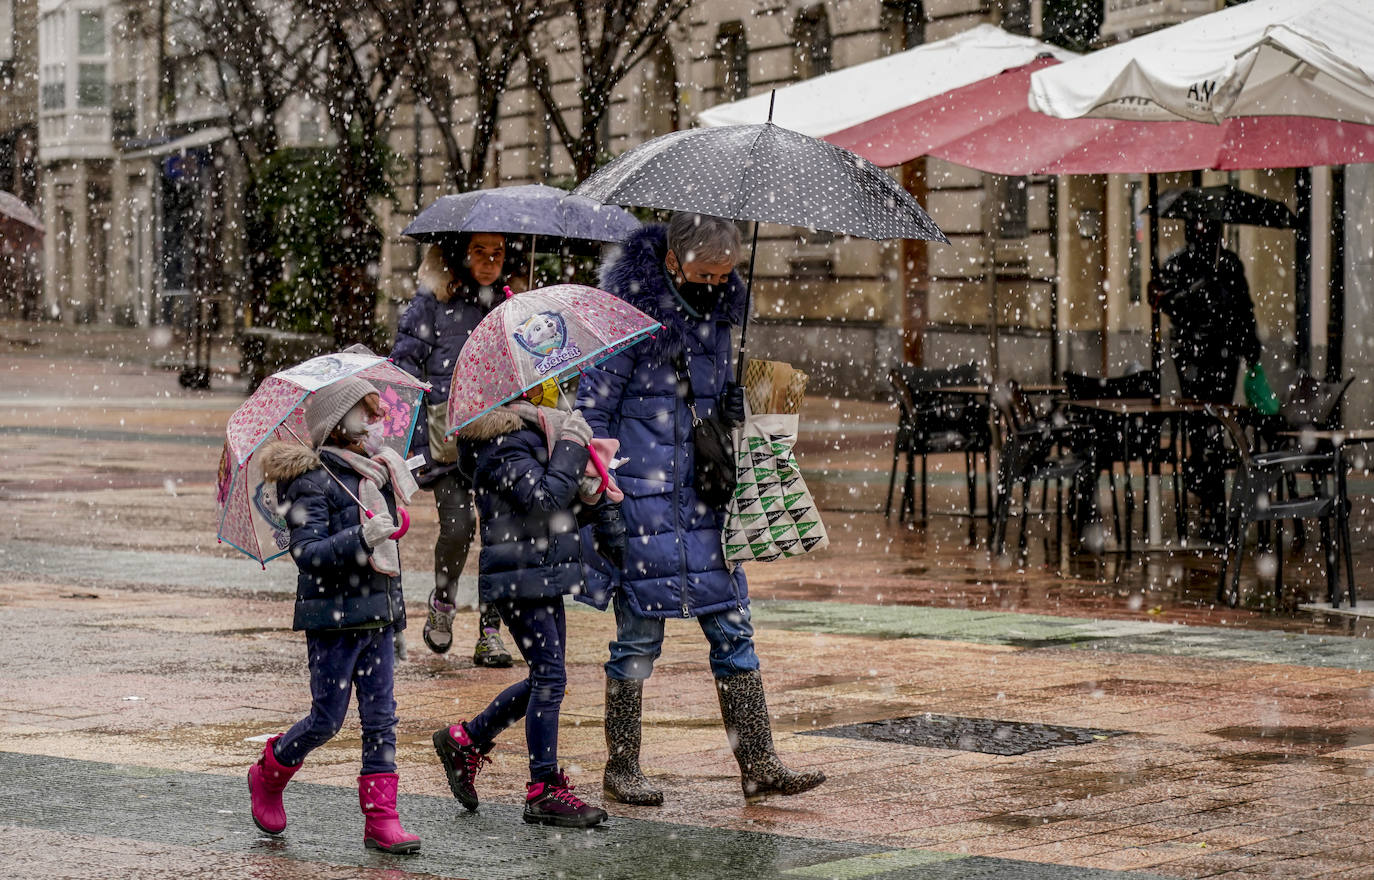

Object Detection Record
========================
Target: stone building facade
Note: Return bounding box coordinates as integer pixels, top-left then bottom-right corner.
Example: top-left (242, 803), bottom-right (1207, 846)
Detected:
top-left (5, 0), bottom-right (1362, 409)
top-left (1, 0), bottom-right (40, 316)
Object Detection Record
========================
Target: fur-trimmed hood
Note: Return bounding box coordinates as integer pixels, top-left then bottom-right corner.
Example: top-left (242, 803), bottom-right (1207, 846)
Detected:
top-left (454, 406), bottom-right (525, 442)
top-left (415, 244), bottom-right (506, 305)
top-left (599, 224), bottom-right (748, 361)
top-left (259, 441), bottom-right (321, 482)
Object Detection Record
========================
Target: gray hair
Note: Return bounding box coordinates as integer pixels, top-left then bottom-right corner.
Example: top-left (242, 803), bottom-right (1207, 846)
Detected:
top-left (666, 212), bottom-right (742, 266)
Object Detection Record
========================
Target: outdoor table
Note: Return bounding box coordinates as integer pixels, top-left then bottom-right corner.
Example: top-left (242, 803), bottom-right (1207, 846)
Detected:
top-left (1062, 398), bottom-right (1212, 556)
top-left (1277, 428), bottom-right (1374, 607)
top-left (935, 384), bottom-right (1066, 397)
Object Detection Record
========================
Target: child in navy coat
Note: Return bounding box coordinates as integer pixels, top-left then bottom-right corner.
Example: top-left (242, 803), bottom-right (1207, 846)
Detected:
top-left (431, 382), bottom-right (623, 828)
top-left (248, 376), bottom-right (421, 854)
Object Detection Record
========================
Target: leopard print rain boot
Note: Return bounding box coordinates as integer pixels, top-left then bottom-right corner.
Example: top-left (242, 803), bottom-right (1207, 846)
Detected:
top-left (715, 670), bottom-right (826, 803)
top-left (602, 677), bottom-right (664, 806)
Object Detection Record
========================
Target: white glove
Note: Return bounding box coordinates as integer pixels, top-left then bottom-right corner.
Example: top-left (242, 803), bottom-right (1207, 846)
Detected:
top-left (393, 629), bottom-right (408, 662)
top-left (361, 512), bottom-right (397, 550)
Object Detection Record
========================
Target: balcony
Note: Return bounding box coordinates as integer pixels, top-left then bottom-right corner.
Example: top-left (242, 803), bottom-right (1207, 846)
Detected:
top-left (1101, 0), bottom-right (1221, 41)
top-left (37, 1), bottom-right (113, 161)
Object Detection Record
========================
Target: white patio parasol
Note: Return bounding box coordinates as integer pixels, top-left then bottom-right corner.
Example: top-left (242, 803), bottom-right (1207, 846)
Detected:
top-left (1028, 0), bottom-right (1374, 125)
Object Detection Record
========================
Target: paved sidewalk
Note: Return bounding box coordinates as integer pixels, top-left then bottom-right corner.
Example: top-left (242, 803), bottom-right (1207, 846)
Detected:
top-left (5, 574), bottom-right (1374, 878)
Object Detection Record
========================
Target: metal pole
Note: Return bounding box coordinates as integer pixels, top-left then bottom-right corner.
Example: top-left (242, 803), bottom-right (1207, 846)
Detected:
top-left (1295, 167), bottom-right (1313, 372)
top-left (1148, 173), bottom-right (1161, 403)
top-left (1048, 178), bottom-right (1059, 382)
top-left (735, 221), bottom-right (760, 378)
top-left (1327, 166), bottom-right (1346, 384)
top-left (983, 173), bottom-right (1001, 382)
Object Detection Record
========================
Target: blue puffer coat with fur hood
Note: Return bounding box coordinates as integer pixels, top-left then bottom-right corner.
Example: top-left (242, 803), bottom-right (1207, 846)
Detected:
top-left (575, 223), bottom-right (749, 619)
top-left (260, 442), bottom-right (407, 632)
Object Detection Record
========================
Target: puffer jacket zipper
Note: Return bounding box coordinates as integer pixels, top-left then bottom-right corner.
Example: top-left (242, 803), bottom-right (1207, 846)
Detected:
top-left (676, 351), bottom-right (690, 618)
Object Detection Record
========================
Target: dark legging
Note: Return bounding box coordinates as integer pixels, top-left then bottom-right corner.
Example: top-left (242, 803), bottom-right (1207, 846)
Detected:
top-left (462, 598), bottom-right (566, 782)
top-left (273, 626), bottom-right (397, 774)
top-left (432, 471), bottom-right (500, 631)
top-left (1176, 352), bottom-right (1241, 521)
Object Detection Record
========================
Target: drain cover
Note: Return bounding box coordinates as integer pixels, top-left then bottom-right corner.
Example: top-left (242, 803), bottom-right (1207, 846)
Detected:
top-left (804, 714), bottom-right (1126, 755)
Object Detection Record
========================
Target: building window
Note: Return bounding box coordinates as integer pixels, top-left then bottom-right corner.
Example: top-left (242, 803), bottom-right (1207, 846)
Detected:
top-left (1000, 0), bottom-right (1031, 36)
top-left (641, 42), bottom-right (678, 137)
top-left (76, 9), bottom-right (107, 108)
top-left (999, 176), bottom-right (1029, 239)
top-left (793, 6), bottom-right (832, 80)
top-left (0, 0), bottom-right (14, 62)
top-left (880, 1), bottom-right (925, 52)
top-left (716, 21), bottom-right (748, 102)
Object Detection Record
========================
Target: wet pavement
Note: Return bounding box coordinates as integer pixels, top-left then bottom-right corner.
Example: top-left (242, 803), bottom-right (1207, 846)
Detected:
top-left (4, 328), bottom-right (1374, 878)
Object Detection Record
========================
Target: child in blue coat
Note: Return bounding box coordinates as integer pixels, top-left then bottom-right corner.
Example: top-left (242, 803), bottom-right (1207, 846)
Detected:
top-left (431, 382), bottom-right (622, 828)
top-left (248, 376), bottom-right (421, 854)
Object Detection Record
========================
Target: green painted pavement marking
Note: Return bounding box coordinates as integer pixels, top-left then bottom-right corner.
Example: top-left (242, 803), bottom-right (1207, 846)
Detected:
top-left (784, 847), bottom-right (967, 878)
top-left (749, 599), bottom-right (1374, 671)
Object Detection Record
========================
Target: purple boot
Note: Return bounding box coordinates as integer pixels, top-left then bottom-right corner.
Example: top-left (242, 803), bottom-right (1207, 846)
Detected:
top-left (359, 773), bottom-right (421, 854)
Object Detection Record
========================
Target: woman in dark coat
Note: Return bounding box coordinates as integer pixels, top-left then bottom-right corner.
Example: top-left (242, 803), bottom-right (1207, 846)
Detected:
top-left (390, 232), bottom-right (513, 667)
top-left (576, 212), bottom-right (826, 806)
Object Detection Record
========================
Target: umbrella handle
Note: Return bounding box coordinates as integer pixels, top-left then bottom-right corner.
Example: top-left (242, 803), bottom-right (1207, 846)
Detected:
top-left (364, 506), bottom-right (411, 540)
top-left (587, 445), bottom-right (611, 495)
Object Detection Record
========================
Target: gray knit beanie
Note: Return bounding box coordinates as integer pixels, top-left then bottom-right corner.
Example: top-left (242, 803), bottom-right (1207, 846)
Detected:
top-left (305, 376), bottom-right (377, 449)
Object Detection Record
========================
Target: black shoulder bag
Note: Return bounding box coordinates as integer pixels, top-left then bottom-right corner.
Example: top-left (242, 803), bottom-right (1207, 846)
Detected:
top-left (675, 353), bottom-right (737, 508)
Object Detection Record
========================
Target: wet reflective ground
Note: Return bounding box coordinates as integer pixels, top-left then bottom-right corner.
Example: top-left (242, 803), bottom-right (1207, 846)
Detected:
top-left (5, 330), bottom-right (1374, 878)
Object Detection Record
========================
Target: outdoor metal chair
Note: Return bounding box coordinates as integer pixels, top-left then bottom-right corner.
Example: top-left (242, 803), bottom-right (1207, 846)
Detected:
top-left (1063, 370), bottom-right (1176, 544)
top-left (1207, 405), bottom-right (1345, 609)
top-left (885, 363), bottom-right (993, 524)
top-left (989, 381), bottom-right (1092, 555)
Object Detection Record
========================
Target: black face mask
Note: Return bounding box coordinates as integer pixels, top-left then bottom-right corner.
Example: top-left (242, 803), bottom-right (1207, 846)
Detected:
top-left (675, 278), bottom-right (723, 314)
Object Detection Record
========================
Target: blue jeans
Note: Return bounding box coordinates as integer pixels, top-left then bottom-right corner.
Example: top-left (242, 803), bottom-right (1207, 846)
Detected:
top-left (605, 592), bottom-right (760, 682)
top-left (274, 626), bottom-right (397, 775)
top-left (463, 598), bottom-right (567, 783)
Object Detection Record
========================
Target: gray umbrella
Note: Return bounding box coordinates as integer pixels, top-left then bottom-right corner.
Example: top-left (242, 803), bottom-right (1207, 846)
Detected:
top-left (574, 123), bottom-right (946, 242)
top-left (574, 118), bottom-right (946, 368)
top-left (402, 183), bottom-right (639, 243)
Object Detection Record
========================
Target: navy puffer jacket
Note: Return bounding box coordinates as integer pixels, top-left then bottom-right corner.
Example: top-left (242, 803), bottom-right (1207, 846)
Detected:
top-left (575, 224), bottom-right (749, 619)
top-left (389, 278), bottom-right (496, 485)
top-left (261, 442), bottom-right (407, 632)
top-left (457, 405), bottom-right (592, 603)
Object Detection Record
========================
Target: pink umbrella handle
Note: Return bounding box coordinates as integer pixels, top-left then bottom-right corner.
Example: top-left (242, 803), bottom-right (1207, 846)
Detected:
top-left (364, 506), bottom-right (411, 540)
top-left (587, 445), bottom-right (610, 495)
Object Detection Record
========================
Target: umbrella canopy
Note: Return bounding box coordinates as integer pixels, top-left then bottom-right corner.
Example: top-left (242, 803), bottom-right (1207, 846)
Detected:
top-left (698, 24), bottom-right (1076, 136)
top-left (0, 191), bottom-right (43, 249)
top-left (1029, 0), bottom-right (1374, 125)
top-left (402, 183), bottom-right (640, 244)
top-left (1148, 185), bottom-right (1298, 230)
top-left (573, 122), bottom-right (946, 243)
top-left (217, 351), bottom-right (429, 564)
top-left (447, 284), bottom-right (660, 432)
top-left (809, 57), bottom-right (1374, 175)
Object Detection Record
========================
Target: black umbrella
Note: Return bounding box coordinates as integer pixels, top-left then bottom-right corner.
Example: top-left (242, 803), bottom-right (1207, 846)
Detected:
top-left (573, 110), bottom-right (947, 369)
top-left (1146, 185), bottom-right (1298, 229)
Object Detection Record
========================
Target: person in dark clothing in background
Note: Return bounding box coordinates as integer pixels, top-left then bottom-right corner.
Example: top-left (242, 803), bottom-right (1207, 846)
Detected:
top-left (391, 233), bottom-right (515, 667)
top-left (1149, 218), bottom-right (1262, 539)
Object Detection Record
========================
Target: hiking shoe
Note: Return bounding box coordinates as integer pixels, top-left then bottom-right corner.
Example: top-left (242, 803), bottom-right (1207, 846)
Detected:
top-left (432, 723), bottom-right (490, 812)
top-left (473, 628), bottom-right (513, 668)
top-left (423, 591), bottom-right (455, 654)
top-left (523, 773), bottom-right (608, 828)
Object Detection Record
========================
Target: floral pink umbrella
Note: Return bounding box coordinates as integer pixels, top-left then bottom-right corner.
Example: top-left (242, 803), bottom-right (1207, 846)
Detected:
top-left (447, 283), bottom-right (660, 487)
top-left (217, 351), bottom-right (429, 565)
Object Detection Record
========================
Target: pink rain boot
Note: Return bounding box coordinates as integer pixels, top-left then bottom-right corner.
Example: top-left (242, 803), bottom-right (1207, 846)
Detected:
top-left (358, 772), bottom-right (422, 854)
top-left (247, 735), bottom-right (300, 834)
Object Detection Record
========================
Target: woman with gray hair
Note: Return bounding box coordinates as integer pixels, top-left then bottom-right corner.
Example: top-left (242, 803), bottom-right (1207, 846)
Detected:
top-left (575, 212), bottom-right (826, 806)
